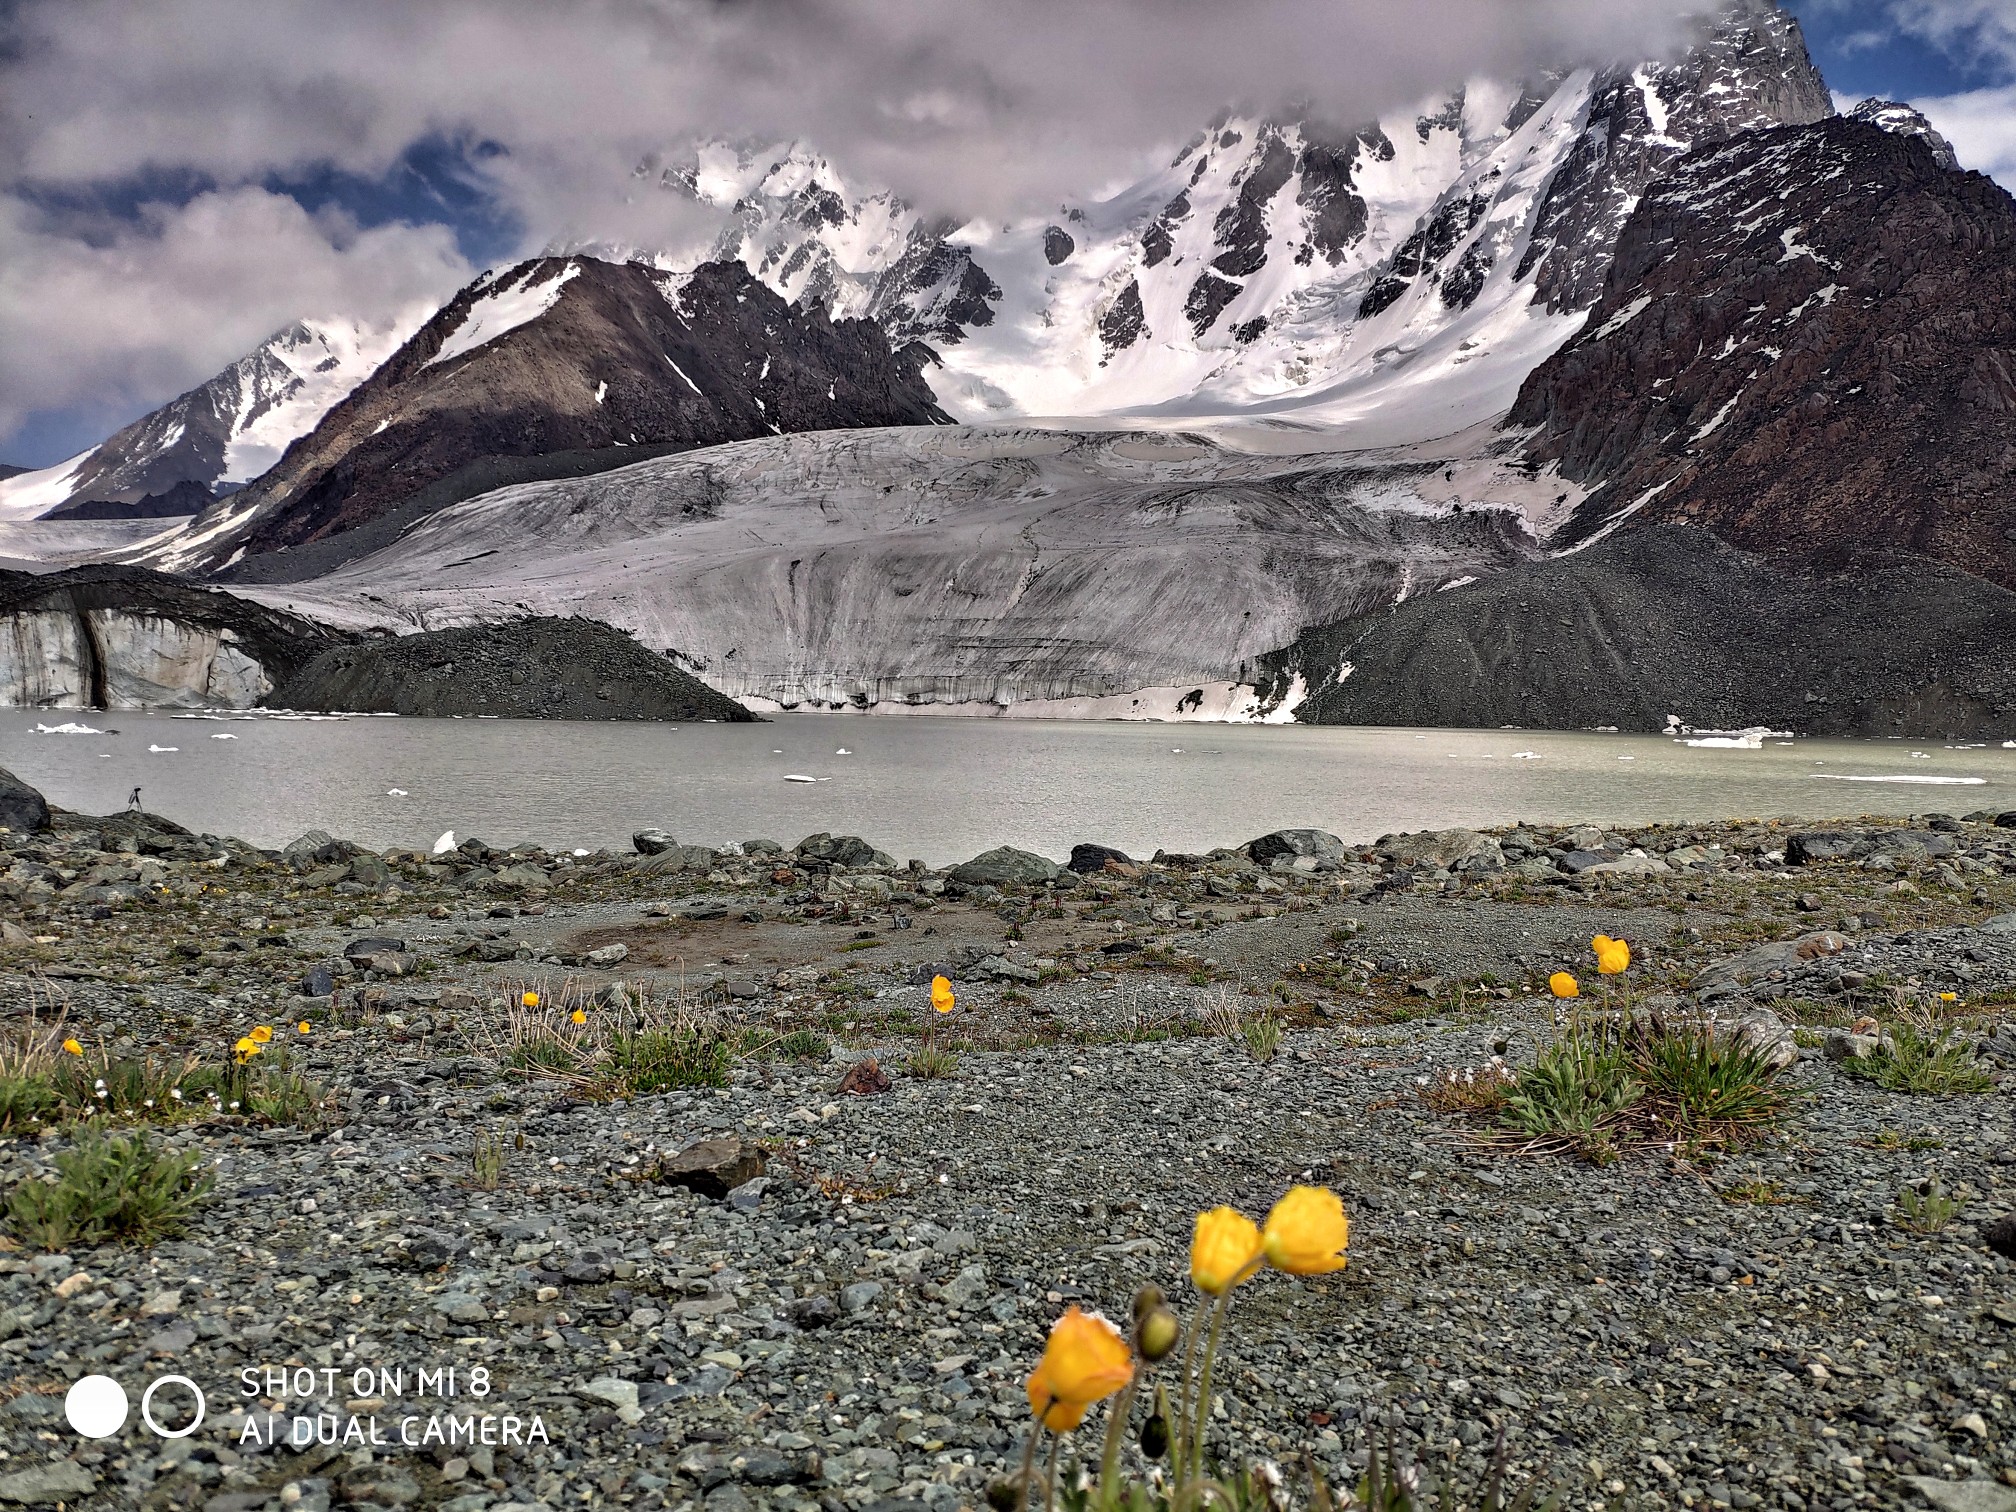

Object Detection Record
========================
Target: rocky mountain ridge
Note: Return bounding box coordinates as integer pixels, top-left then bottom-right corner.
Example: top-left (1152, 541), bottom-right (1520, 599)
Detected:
top-left (0, 318), bottom-right (416, 522)
top-left (137, 258), bottom-right (949, 575)
top-left (1510, 114), bottom-right (2016, 588)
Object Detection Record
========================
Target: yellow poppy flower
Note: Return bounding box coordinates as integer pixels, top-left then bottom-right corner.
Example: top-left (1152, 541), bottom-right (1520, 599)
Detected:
top-left (1261, 1185), bottom-right (1349, 1276)
top-left (1189, 1206), bottom-right (1264, 1296)
top-left (1548, 972), bottom-right (1579, 999)
top-left (233, 1036), bottom-right (262, 1064)
top-left (522, 991), bottom-right (540, 1009)
top-left (61, 1038), bottom-right (84, 1056)
top-left (1024, 1306), bottom-right (1132, 1429)
top-left (1024, 1359), bottom-right (1086, 1431)
top-left (249, 1025), bottom-right (274, 1044)
top-left (570, 1009), bottom-right (587, 1025)
top-left (930, 975), bottom-right (955, 1015)
top-left (297, 1021), bottom-right (312, 1035)
top-left (1592, 935), bottom-right (1630, 974)
top-left (1938, 991), bottom-right (1958, 1002)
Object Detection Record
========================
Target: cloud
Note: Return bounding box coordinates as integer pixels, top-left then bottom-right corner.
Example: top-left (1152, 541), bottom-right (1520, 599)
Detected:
top-left (1915, 84), bottom-right (2016, 184)
top-left (0, 0), bottom-right (1720, 455)
top-left (0, 186), bottom-right (471, 445)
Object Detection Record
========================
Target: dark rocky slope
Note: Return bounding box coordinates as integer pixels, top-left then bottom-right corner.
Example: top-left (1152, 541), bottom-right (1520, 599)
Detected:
top-left (1267, 525), bottom-right (2016, 737)
top-left (1512, 115), bottom-right (2016, 584)
top-left (267, 617), bottom-right (759, 722)
top-left (155, 257), bottom-right (950, 573)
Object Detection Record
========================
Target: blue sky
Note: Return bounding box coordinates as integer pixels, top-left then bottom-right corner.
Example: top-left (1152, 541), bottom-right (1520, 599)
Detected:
top-left (1, 0), bottom-right (2011, 472)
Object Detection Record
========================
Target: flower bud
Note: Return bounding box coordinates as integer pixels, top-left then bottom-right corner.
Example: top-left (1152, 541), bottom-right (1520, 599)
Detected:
top-left (1137, 1305), bottom-right (1180, 1362)
top-left (1139, 1412), bottom-right (1169, 1461)
top-left (1131, 1284), bottom-right (1165, 1325)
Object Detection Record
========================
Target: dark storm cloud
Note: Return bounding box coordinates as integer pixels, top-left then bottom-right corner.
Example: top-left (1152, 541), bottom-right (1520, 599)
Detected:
top-left (0, 0), bottom-right (1713, 453)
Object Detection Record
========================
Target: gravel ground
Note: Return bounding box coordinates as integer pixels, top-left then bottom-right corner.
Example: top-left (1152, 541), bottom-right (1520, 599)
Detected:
top-left (4, 788), bottom-right (2016, 1512)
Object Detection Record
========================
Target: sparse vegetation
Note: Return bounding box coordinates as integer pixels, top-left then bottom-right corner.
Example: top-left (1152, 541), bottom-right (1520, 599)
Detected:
top-left (906, 1044), bottom-right (960, 1079)
top-left (7, 1130), bottom-right (213, 1250)
top-left (1838, 1021), bottom-right (1993, 1095)
top-left (1892, 1173), bottom-right (1962, 1234)
top-left (1481, 1013), bottom-right (1797, 1164)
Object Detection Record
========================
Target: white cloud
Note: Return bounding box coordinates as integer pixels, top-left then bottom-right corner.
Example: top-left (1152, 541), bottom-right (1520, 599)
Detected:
top-left (1915, 84), bottom-right (2016, 184)
top-left (0, 0), bottom-right (1723, 453)
top-left (0, 187), bottom-right (471, 443)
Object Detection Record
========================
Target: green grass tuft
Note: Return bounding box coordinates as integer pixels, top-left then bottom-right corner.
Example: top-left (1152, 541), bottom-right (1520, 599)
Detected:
top-left (7, 1130), bottom-right (213, 1251)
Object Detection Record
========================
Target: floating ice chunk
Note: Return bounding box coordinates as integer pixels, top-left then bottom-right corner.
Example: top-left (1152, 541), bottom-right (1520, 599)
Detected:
top-left (782, 774), bottom-right (827, 783)
top-left (432, 830), bottom-right (457, 855)
top-left (387, 788), bottom-right (408, 796)
top-left (1512, 751), bottom-right (1541, 760)
top-left (210, 733), bottom-right (238, 740)
top-left (835, 748), bottom-right (852, 756)
top-left (572, 848), bottom-right (590, 857)
top-left (34, 722), bottom-right (104, 735)
top-left (2005, 741), bottom-right (2016, 749)
top-left (147, 744), bottom-right (178, 753)
top-left (1813, 774), bottom-right (1986, 785)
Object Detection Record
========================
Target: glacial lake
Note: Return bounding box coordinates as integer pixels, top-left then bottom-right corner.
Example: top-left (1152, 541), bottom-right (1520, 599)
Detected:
top-left (4, 711), bottom-right (2015, 865)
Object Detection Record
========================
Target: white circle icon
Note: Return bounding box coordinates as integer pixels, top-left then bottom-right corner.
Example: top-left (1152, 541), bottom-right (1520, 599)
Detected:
top-left (65, 1375), bottom-right (129, 1438)
top-left (140, 1376), bottom-right (205, 1439)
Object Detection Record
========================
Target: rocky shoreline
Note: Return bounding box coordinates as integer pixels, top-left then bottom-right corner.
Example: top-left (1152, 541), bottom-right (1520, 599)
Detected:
top-left (2, 764), bottom-right (2015, 1512)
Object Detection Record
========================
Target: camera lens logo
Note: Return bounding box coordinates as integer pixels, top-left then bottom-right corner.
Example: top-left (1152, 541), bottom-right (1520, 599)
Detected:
top-left (65, 1375), bottom-right (205, 1439)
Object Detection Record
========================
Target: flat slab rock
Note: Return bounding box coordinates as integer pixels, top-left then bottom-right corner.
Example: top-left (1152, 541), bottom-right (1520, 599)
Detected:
top-left (656, 1136), bottom-right (764, 1198)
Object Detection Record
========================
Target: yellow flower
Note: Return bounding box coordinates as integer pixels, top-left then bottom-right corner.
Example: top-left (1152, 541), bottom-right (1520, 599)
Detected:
top-left (1938, 991), bottom-right (1959, 1002)
top-left (570, 1008), bottom-right (587, 1025)
top-left (1189, 1206), bottom-right (1264, 1296)
top-left (1024, 1306), bottom-right (1132, 1430)
top-left (232, 1036), bottom-right (262, 1064)
top-left (61, 1038), bottom-right (83, 1056)
top-left (522, 991), bottom-right (540, 1009)
top-left (249, 1025), bottom-right (273, 1044)
top-left (297, 1021), bottom-right (312, 1035)
top-left (1024, 1359), bottom-right (1086, 1431)
top-left (1592, 935), bottom-right (1630, 974)
top-left (931, 975), bottom-right (955, 1015)
top-left (1261, 1185), bottom-right (1349, 1276)
top-left (1548, 972), bottom-right (1580, 999)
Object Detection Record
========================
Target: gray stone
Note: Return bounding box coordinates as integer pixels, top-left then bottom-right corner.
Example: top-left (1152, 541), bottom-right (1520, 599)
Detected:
top-left (429, 1292), bottom-right (486, 1323)
top-left (1067, 843), bottom-right (1133, 874)
top-left (281, 829), bottom-right (334, 859)
top-left (633, 828), bottom-right (678, 855)
top-left (0, 1460), bottom-right (95, 1505)
top-left (0, 768), bottom-right (50, 835)
top-left (1824, 1030), bottom-right (1879, 1062)
top-left (1373, 828), bottom-right (1500, 871)
top-left (1984, 1213), bottom-right (2016, 1260)
top-left (657, 1137), bottom-right (765, 1198)
top-left (489, 862), bottom-right (550, 889)
top-left (1249, 828), bottom-right (1347, 866)
top-left (579, 1377), bottom-right (643, 1424)
top-left (839, 1281), bottom-right (883, 1313)
top-left (949, 846), bottom-right (1062, 886)
top-left (584, 943), bottom-right (629, 968)
top-left (795, 833), bottom-right (892, 869)
top-left (1904, 1478), bottom-right (2016, 1512)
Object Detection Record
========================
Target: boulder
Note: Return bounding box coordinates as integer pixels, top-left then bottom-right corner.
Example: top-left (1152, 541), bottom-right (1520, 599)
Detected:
top-left (633, 828), bottom-right (677, 855)
top-left (1983, 1213), bottom-right (2016, 1260)
top-left (1248, 829), bottom-right (1347, 866)
top-left (1824, 1030), bottom-right (1879, 1061)
top-left (1715, 1006), bottom-right (1800, 1071)
top-left (1373, 827), bottom-right (1499, 871)
top-left (0, 1459), bottom-right (97, 1505)
top-left (949, 846), bottom-right (1062, 886)
top-left (1579, 851), bottom-right (1669, 876)
top-left (281, 829), bottom-right (334, 859)
top-left (0, 768), bottom-right (50, 834)
top-left (1068, 842), bottom-right (1132, 874)
top-left (794, 833), bottom-right (893, 869)
top-left (656, 1136), bottom-right (764, 1198)
top-left (343, 936), bottom-right (409, 959)
top-left (489, 862), bottom-right (551, 889)
top-left (584, 943), bottom-right (629, 968)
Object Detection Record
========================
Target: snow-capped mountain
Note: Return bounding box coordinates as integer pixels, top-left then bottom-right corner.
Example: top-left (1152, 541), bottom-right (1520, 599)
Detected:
top-left (1513, 110), bottom-right (2016, 582)
top-left (654, 0), bottom-right (1827, 439)
top-left (0, 317), bottom-right (420, 522)
top-left (141, 256), bottom-right (948, 574)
